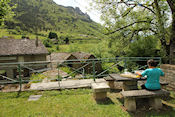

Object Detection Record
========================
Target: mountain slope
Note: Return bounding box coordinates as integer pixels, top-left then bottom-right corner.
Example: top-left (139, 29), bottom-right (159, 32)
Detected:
top-left (6, 0), bottom-right (102, 36)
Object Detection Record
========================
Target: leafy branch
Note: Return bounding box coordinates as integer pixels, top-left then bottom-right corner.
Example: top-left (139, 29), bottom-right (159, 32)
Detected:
top-left (105, 20), bottom-right (153, 35)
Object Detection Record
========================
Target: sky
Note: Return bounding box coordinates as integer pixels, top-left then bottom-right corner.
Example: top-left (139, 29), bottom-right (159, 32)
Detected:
top-left (53, 0), bottom-right (102, 24)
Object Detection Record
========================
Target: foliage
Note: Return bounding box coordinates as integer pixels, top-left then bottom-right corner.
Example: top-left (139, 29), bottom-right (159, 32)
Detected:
top-left (90, 39), bottom-right (114, 58)
top-left (60, 67), bottom-right (76, 77)
top-left (5, 0), bottom-right (104, 38)
top-left (43, 38), bottom-right (53, 48)
top-left (0, 0), bottom-right (15, 26)
top-left (30, 73), bottom-right (45, 83)
top-left (90, 0), bottom-right (171, 59)
top-left (101, 63), bottom-right (119, 73)
top-left (0, 70), bottom-right (5, 74)
top-left (64, 37), bottom-right (69, 44)
top-left (126, 36), bottom-right (159, 57)
top-left (48, 32), bottom-right (58, 39)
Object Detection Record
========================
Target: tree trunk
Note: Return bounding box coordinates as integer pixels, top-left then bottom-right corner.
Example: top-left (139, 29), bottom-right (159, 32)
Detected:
top-left (169, 13), bottom-right (175, 64)
top-left (167, 0), bottom-right (175, 64)
top-left (154, 0), bottom-right (169, 60)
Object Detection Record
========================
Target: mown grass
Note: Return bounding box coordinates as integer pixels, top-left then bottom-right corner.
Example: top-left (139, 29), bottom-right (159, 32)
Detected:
top-left (0, 89), bottom-right (175, 117)
top-left (0, 89), bottom-right (128, 117)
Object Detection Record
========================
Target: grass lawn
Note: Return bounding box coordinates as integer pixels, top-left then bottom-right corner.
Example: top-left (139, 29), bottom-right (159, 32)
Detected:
top-left (0, 89), bottom-right (175, 117)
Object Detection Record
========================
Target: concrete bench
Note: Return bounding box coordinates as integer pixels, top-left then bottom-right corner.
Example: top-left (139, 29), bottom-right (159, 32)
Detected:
top-left (120, 89), bottom-right (170, 112)
top-left (91, 82), bottom-right (110, 100)
top-left (160, 82), bottom-right (169, 89)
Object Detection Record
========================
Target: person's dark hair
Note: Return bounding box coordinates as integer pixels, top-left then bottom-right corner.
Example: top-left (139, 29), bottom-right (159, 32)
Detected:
top-left (147, 59), bottom-right (157, 67)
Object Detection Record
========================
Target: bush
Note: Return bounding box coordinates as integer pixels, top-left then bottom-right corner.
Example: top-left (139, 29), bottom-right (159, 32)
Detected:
top-left (43, 38), bottom-right (53, 48)
top-left (60, 67), bottom-right (76, 77)
top-left (126, 36), bottom-right (159, 57)
top-left (30, 73), bottom-right (45, 83)
top-left (48, 32), bottom-right (58, 39)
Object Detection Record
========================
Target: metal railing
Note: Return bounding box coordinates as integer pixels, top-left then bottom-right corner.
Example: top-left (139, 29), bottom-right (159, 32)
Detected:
top-left (0, 57), bottom-right (161, 91)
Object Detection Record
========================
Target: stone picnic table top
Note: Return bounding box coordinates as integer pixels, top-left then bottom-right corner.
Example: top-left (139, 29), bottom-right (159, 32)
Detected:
top-left (109, 74), bottom-right (147, 82)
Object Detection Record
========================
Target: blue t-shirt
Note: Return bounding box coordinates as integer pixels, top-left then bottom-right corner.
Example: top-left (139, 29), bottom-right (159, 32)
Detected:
top-left (141, 68), bottom-right (164, 90)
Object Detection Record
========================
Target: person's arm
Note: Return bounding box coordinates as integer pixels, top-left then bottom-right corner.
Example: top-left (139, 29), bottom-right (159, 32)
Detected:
top-left (160, 69), bottom-right (165, 76)
top-left (141, 70), bottom-right (147, 77)
top-left (135, 71), bottom-right (142, 77)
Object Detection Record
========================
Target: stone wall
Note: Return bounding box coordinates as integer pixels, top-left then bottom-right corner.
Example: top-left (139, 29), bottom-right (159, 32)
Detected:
top-left (160, 64), bottom-right (175, 88)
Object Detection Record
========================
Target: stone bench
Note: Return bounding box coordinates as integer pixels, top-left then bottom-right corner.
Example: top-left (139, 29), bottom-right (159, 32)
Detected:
top-left (120, 89), bottom-right (170, 112)
top-left (91, 82), bottom-right (110, 100)
top-left (160, 81), bottom-right (169, 89)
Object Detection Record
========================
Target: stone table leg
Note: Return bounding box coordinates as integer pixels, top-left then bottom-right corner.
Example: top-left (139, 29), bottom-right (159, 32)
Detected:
top-left (124, 97), bottom-right (136, 112)
top-left (149, 97), bottom-right (162, 110)
top-left (93, 92), bottom-right (107, 100)
top-left (123, 81), bottom-right (138, 91)
top-left (107, 81), bottom-right (115, 89)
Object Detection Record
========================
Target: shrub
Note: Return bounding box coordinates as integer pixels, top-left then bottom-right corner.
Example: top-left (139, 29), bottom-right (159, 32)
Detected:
top-left (126, 36), bottom-right (159, 57)
top-left (60, 67), bottom-right (76, 77)
top-left (43, 38), bottom-right (53, 48)
top-left (30, 73), bottom-right (46, 83)
top-left (48, 32), bottom-right (58, 39)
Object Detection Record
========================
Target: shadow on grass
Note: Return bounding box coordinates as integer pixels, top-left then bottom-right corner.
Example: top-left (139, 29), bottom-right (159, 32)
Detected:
top-left (96, 97), bottom-right (115, 105)
top-left (116, 96), bottom-right (175, 117)
top-left (129, 104), bottom-right (175, 117)
top-left (116, 96), bottom-right (124, 104)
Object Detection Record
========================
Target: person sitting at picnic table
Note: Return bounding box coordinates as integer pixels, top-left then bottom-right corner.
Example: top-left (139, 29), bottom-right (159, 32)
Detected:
top-left (136, 59), bottom-right (164, 90)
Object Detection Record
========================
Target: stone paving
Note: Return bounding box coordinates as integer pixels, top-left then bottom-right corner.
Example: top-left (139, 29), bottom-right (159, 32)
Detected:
top-left (30, 79), bottom-right (106, 91)
top-left (28, 95), bottom-right (42, 101)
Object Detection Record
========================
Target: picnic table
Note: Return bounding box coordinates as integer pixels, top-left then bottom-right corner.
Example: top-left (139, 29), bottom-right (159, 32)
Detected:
top-left (109, 74), bottom-right (146, 91)
top-left (106, 74), bottom-right (169, 111)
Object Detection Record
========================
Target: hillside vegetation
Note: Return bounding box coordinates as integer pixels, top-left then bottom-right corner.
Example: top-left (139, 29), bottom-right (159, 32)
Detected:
top-left (5, 0), bottom-right (103, 37)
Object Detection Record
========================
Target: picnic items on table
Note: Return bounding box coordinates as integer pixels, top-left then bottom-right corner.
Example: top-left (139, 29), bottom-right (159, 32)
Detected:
top-left (120, 70), bottom-right (146, 79)
top-left (120, 71), bottom-right (141, 79)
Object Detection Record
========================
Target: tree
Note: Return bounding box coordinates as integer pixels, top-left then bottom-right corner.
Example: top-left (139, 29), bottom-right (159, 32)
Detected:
top-left (64, 37), bottom-right (69, 44)
top-left (166, 0), bottom-right (175, 64)
top-left (91, 0), bottom-right (175, 63)
top-left (0, 0), bottom-right (15, 26)
top-left (48, 32), bottom-right (58, 39)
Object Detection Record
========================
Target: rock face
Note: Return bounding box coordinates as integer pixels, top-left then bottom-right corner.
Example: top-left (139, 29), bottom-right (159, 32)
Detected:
top-left (7, 0), bottom-right (96, 33)
top-left (75, 7), bottom-right (84, 15)
top-left (74, 7), bottom-right (91, 22)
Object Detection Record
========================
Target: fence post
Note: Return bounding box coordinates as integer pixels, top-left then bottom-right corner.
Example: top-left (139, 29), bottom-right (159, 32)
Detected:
top-left (18, 63), bottom-right (22, 93)
top-left (124, 58), bottom-right (127, 70)
top-left (92, 60), bottom-right (96, 82)
top-left (159, 57), bottom-right (162, 65)
top-left (82, 68), bottom-right (85, 79)
top-left (57, 63), bottom-right (61, 88)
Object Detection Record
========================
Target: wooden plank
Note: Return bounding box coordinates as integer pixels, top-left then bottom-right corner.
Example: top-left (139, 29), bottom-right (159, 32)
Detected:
top-left (121, 89), bottom-right (170, 98)
top-left (0, 57), bottom-right (16, 61)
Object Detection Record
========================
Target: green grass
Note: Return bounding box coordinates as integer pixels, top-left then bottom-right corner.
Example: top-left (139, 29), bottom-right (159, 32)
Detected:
top-left (0, 29), bottom-right (47, 40)
top-left (0, 89), bottom-right (175, 117)
top-left (58, 43), bottom-right (98, 53)
top-left (30, 73), bottom-right (46, 83)
top-left (0, 89), bottom-right (128, 117)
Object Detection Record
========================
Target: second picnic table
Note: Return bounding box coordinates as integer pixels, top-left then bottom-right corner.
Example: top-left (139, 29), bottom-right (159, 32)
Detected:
top-left (107, 74), bottom-right (146, 91)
